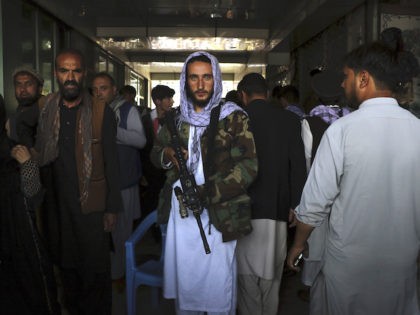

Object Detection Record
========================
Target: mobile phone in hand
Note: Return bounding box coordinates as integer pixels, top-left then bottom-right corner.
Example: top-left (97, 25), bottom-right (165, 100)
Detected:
top-left (293, 252), bottom-right (304, 267)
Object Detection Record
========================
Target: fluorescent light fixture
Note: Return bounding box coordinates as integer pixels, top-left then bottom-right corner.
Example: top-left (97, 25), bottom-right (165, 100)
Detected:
top-left (149, 62), bottom-right (249, 70)
top-left (98, 38), bottom-right (148, 49)
top-left (247, 64), bottom-right (266, 67)
top-left (149, 62), bottom-right (184, 68)
top-left (150, 37), bottom-right (266, 51)
top-left (99, 37), bottom-right (266, 51)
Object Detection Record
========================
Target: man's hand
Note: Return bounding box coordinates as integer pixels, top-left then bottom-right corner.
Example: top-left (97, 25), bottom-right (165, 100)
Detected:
top-left (11, 145), bottom-right (31, 164)
top-left (103, 213), bottom-right (117, 232)
top-left (288, 208), bottom-right (297, 227)
top-left (163, 146), bottom-right (188, 170)
top-left (286, 219), bottom-right (314, 272)
top-left (286, 243), bottom-right (307, 272)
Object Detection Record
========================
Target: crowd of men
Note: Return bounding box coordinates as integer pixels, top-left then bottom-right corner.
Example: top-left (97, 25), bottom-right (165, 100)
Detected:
top-left (1, 37), bottom-right (419, 315)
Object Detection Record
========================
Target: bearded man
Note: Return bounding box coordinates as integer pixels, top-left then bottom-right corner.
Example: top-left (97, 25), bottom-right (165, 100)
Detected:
top-left (92, 72), bottom-right (146, 289)
top-left (7, 67), bottom-right (44, 147)
top-left (34, 48), bottom-right (122, 315)
top-left (287, 42), bottom-right (420, 315)
top-left (151, 51), bottom-right (257, 315)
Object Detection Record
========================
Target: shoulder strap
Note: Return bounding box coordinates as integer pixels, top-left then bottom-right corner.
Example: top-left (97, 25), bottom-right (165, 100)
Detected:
top-left (204, 103), bottom-right (222, 178)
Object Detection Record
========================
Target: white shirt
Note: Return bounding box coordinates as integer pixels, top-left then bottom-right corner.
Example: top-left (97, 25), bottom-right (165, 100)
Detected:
top-left (296, 97), bottom-right (420, 315)
top-left (164, 126), bottom-right (237, 313)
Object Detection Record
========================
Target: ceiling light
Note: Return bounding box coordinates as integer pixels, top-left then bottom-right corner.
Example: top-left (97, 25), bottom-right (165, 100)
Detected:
top-left (149, 37), bottom-right (265, 51)
top-left (98, 37), bottom-right (266, 52)
top-left (210, 12), bottom-right (222, 19)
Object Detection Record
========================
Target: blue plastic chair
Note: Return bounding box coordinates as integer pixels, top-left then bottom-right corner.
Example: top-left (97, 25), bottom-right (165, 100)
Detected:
top-left (125, 210), bottom-right (166, 315)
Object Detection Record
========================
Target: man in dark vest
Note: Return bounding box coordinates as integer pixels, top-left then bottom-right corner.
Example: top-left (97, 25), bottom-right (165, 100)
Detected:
top-left (34, 48), bottom-right (123, 315)
top-left (236, 73), bottom-right (307, 315)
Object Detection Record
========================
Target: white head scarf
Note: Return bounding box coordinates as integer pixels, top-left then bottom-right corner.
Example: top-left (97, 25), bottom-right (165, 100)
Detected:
top-left (178, 51), bottom-right (243, 172)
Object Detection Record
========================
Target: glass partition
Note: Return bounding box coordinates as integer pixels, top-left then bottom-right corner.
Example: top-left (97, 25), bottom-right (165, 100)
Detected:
top-left (38, 13), bottom-right (54, 94)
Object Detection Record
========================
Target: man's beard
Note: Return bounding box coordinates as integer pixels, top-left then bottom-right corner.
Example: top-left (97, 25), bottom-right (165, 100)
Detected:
top-left (16, 94), bottom-right (40, 106)
top-left (59, 80), bottom-right (83, 101)
top-left (186, 85), bottom-right (213, 108)
top-left (345, 89), bottom-right (360, 109)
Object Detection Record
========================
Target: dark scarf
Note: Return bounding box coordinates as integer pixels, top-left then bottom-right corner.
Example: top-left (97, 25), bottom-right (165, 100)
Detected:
top-left (0, 125), bottom-right (60, 314)
top-left (35, 91), bottom-right (93, 205)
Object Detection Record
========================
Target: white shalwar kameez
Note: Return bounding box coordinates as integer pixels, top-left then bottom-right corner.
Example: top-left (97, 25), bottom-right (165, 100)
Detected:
top-left (163, 126), bottom-right (237, 315)
top-left (300, 118), bottom-right (329, 288)
top-left (295, 98), bottom-right (420, 315)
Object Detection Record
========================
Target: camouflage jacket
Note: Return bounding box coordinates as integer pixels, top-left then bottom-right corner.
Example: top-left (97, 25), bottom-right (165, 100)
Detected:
top-left (150, 110), bottom-right (257, 242)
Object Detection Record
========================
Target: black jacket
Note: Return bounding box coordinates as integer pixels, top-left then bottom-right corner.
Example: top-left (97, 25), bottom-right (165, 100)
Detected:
top-left (0, 150), bottom-right (60, 314)
top-left (245, 99), bottom-right (307, 221)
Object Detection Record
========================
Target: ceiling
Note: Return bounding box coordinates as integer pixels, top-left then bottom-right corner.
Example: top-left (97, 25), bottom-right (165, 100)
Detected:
top-left (31, 0), bottom-right (364, 75)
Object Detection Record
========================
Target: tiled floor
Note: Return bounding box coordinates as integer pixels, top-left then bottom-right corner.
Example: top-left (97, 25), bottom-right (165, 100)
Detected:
top-left (109, 228), bottom-right (310, 315)
top-left (111, 272), bottom-right (309, 315)
top-left (55, 226), bottom-right (420, 315)
top-left (108, 229), bottom-right (420, 315)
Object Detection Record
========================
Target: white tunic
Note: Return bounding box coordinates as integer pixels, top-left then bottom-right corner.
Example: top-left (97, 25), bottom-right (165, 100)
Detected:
top-left (236, 219), bottom-right (287, 280)
top-left (296, 98), bottom-right (420, 315)
top-left (163, 126), bottom-right (237, 313)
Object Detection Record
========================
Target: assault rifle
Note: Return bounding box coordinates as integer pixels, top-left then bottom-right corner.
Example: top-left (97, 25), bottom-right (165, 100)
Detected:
top-left (165, 109), bottom-right (211, 254)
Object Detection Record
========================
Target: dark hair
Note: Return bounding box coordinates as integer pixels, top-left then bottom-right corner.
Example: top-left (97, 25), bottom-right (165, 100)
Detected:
top-left (151, 85), bottom-right (175, 101)
top-left (310, 69), bottom-right (343, 104)
top-left (271, 85), bottom-right (281, 98)
top-left (380, 27), bottom-right (403, 52)
top-left (237, 73), bottom-right (268, 96)
top-left (278, 85), bottom-right (299, 103)
top-left (343, 41), bottom-right (419, 93)
top-left (119, 85), bottom-right (136, 96)
top-left (55, 48), bottom-right (85, 70)
top-left (225, 90), bottom-right (241, 106)
top-left (92, 72), bottom-right (115, 86)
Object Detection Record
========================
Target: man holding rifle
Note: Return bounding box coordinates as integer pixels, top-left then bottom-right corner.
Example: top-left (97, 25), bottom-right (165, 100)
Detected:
top-left (151, 51), bottom-right (257, 315)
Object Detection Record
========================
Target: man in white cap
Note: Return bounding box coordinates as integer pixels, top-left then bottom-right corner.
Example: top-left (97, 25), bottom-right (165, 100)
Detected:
top-left (8, 66), bottom-right (44, 147)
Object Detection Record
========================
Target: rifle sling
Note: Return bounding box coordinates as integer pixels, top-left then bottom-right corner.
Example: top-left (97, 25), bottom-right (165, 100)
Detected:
top-left (203, 103), bottom-right (222, 189)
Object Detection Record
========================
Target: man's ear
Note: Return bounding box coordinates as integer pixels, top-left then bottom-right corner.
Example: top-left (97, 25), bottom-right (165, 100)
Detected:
top-left (359, 71), bottom-right (369, 88)
top-left (238, 90), bottom-right (247, 106)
